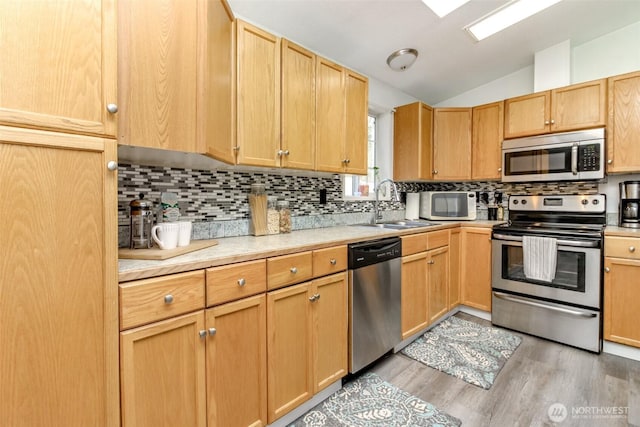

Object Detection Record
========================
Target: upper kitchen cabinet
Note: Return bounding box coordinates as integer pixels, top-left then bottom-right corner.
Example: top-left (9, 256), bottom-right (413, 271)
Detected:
top-left (433, 108), bottom-right (472, 181)
top-left (281, 39), bottom-right (316, 170)
top-left (607, 71), bottom-right (640, 174)
top-left (504, 78), bottom-right (606, 138)
top-left (236, 20), bottom-right (281, 167)
top-left (199, 0), bottom-right (236, 164)
top-left (316, 59), bottom-right (368, 174)
top-left (118, 0), bottom-right (198, 151)
top-left (393, 102), bottom-right (433, 181)
top-left (472, 101), bottom-right (504, 180)
top-left (0, 0), bottom-right (117, 137)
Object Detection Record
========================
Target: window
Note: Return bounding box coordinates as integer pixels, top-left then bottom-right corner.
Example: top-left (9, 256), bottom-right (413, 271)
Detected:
top-left (343, 114), bottom-right (378, 200)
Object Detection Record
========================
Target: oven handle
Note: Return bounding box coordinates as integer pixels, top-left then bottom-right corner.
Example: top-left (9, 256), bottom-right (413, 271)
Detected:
top-left (493, 292), bottom-right (597, 318)
top-left (571, 143), bottom-right (579, 175)
top-left (492, 233), bottom-right (600, 248)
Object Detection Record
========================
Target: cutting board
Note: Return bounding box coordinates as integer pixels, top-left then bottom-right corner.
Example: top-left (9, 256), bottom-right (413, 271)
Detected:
top-left (119, 239), bottom-right (219, 260)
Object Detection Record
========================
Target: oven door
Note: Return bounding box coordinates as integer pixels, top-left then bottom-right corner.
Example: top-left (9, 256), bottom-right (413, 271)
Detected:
top-left (491, 234), bottom-right (601, 309)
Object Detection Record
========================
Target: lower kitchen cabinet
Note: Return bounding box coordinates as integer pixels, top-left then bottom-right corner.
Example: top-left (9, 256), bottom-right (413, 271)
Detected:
top-left (267, 272), bottom-right (347, 423)
top-left (461, 227), bottom-right (492, 311)
top-left (448, 228), bottom-right (462, 309)
top-left (120, 311), bottom-right (207, 427)
top-left (207, 295), bottom-right (267, 427)
top-left (604, 236), bottom-right (640, 348)
top-left (0, 127), bottom-right (119, 427)
top-left (401, 252), bottom-right (429, 339)
top-left (427, 246), bottom-right (450, 324)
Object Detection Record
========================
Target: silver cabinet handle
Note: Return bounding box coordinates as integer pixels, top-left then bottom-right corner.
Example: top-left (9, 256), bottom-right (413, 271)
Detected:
top-left (309, 293), bottom-right (320, 302)
top-left (498, 167), bottom-right (502, 172)
top-left (550, 119), bottom-right (555, 124)
top-left (427, 260), bottom-right (435, 264)
top-left (290, 267), bottom-right (298, 274)
top-left (605, 267), bottom-right (610, 273)
top-left (283, 150), bottom-right (290, 156)
top-left (199, 330), bottom-right (207, 338)
top-left (277, 150), bottom-right (284, 157)
top-left (164, 294), bottom-right (174, 304)
top-left (107, 160), bottom-right (118, 171)
top-left (237, 278), bottom-right (246, 286)
top-left (607, 159), bottom-right (613, 164)
top-left (630, 246), bottom-right (636, 253)
top-left (544, 120), bottom-right (550, 125)
top-left (433, 170), bottom-right (438, 174)
top-left (208, 328), bottom-right (217, 336)
top-left (330, 258), bottom-right (337, 265)
top-left (106, 103), bottom-right (118, 114)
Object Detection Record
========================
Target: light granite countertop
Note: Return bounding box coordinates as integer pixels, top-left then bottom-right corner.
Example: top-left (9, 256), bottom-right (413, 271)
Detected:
top-left (604, 226), bottom-right (640, 238)
top-left (118, 220), bottom-right (502, 283)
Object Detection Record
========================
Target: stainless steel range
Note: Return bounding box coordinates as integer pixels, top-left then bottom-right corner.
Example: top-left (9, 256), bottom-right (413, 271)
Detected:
top-left (491, 194), bottom-right (606, 352)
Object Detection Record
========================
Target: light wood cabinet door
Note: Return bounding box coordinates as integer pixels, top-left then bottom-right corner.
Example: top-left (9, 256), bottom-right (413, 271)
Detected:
top-left (472, 101), bottom-right (504, 180)
top-left (0, 0), bottom-right (117, 137)
top-left (344, 69), bottom-right (369, 175)
top-left (0, 127), bottom-right (118, 427)
top-left (427, 246), bottom-right (449, 324)
top-left (604, 257), bottom-right (640, 348)
top-left (433, 108), bottom-right (472, 180)
top-left (316, 57), bottom-right (346, 173)
top-left (504, 91), bottom-right (551, 138)
top-left (206, 295), bottom-right (267, 427)
top-left (607, 71), bottom-right (640, 173)
top-left (448, 228), bottom-right (462, 309)
top-left (401, 252), bottom-right (429, 339)
top-left (267, 282), bottom-right (313, 423)
top-left (236, 20), bottom-right (281, 166)
top-left (120, 312), bottom-right (206, 427)
top-left (393, 102), bottom-right (433, 181)
top-left (551, 78), bottom-right (606, 132)
top-left (118, 0), bottom-right (198, 151)
top-left (461, 228), bottom-right (492, 312)
top-left (199, 0), bottom-right (236, 163)
top-left (281, 39), bottom-right (316, 170)
top-left (312, 272), bottom-right (348, 393)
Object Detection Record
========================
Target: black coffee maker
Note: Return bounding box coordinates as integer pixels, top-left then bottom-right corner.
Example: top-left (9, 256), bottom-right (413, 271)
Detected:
top-left (619, 181), bottom-right (640, 228)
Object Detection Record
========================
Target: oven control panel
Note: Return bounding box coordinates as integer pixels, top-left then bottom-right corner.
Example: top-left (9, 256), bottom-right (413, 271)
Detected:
top-left (509, 194), bottom-right (606, 213)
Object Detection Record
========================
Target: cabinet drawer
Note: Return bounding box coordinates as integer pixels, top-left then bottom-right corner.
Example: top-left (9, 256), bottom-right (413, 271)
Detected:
top-left (267, 251), bottom-right (313, 290)
top-left (605, 237), bottom-right (640, 260)
top-left (402, 233), bottom-right (428, 256)
top-left (206, 259), bottom-right (267, 306)
top-left (427, 230), bottom-right (449, 250)
top-left (313, 245), bottom-right (347, 277)
top-left (119, 270), bottom-right (205, 330)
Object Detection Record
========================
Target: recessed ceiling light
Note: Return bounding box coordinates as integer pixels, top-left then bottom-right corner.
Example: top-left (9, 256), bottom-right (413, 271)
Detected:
top-left (386, 48), bottom-right (419, 71)
top-left (465, 0), bottom-right (563, 42)
top-left (422, 0), bottom-right (470, 18)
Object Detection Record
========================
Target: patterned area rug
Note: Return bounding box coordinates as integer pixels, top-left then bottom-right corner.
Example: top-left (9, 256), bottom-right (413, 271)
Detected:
top-left (402, 315), bottom-right (522, 390)
top-left (289, 372), bottom-right (461, 427)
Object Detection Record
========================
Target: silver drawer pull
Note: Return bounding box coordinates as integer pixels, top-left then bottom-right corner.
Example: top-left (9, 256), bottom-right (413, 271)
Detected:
top-left (199, 330), bottom-right (207, 338)
top-left (237, 278), bottom-right (246, 286)
top-left (208, 328), bottom-right (217, 336)
top-left (290, 267), bottom-right (298, 274)
top-left (427, 260), bottom-right (435, 265)
top-left (164, 294), bottom-right (174, 304)
top-left (630, 246), bottom-right (636, 253)
top-left (330, 258), bottom-right (337, 265)
top-left (604, 267), bottom-right (610, 273)
top-left (309, 293), bottom-right (320, 302)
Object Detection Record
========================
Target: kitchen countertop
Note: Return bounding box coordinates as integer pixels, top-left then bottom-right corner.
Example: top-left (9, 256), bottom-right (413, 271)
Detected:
top-left (604, 226), bottom-right (640, 237)
top-left (118, 220), bottom-right (503, 282)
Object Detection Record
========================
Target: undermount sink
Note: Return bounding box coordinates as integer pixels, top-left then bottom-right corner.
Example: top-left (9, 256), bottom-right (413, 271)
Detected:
top-left (356, 220), bottom-right (440, 230)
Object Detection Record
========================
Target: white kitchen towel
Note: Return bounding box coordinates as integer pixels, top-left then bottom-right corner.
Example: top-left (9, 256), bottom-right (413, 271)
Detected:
top-left (522, 235), bottom-right (557, 282)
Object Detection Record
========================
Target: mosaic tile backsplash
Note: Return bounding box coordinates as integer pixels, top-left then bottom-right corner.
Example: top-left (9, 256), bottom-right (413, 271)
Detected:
top-left (117, 163), bottom-right (600, 247)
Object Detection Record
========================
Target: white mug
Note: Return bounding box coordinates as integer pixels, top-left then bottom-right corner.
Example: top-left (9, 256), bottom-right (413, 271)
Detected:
top-left (177, 221), bottom-right (192, 247)
top-left (151, 222), bottom-right (180, 250)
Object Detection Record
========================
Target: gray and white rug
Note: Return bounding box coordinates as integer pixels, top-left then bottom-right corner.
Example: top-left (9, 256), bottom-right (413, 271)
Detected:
top-left (402, 315), bottom-right (522, 390)
top-left (289, 372), bottom-right (461, 426)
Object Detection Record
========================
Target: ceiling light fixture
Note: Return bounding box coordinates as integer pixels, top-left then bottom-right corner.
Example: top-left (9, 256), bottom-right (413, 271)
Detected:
top-left (465, 0), bottom-right (563, 42)
top-left (421, 0), bottom-right (470, 18)
top-left (386, 48), bottom-right (418, 71)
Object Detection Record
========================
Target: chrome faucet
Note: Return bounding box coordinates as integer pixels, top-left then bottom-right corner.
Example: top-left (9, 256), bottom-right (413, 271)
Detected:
top-left (374, 178), bottom-right (400, 223)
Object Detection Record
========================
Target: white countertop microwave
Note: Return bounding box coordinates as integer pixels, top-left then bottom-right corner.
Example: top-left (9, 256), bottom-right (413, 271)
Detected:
top-left (419, 191), bottom-right (477, 220)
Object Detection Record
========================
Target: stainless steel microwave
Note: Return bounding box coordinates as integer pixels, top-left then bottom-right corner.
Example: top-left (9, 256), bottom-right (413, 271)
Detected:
top-left (501, 128), bottom-right (605, 183)
top-left (419, 191), bottom-right (476, 220)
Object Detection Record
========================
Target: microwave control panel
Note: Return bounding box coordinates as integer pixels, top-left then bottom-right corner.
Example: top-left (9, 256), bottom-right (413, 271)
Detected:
top-left (579, 143), bottom-right (601, 171)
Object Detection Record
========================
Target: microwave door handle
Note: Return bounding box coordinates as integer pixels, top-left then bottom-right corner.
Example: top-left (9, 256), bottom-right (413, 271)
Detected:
top-left (571, 143), bottom-right (578, 175)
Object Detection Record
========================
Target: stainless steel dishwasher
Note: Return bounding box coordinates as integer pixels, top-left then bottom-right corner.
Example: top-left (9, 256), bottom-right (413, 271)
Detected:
top-left (348, 237), bottom-right (402, 373)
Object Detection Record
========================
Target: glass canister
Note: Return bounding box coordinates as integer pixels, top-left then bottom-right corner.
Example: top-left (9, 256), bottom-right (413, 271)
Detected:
top-left (278, 200), bottom-right (291, 233)
top-left (267, 196), bottom-right (280, 235)
top-left (129, 193), bottom-right (154, 249)
top-left (248, 183), bottom-right (268, 236)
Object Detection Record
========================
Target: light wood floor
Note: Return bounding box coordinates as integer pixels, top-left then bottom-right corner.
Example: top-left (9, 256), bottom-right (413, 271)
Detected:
top-left (369, 313), bottom-right (640, 426)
